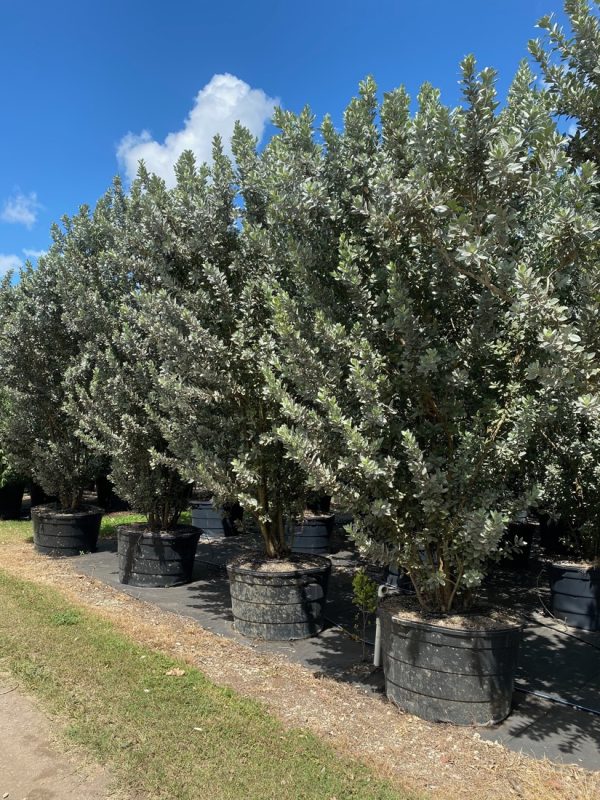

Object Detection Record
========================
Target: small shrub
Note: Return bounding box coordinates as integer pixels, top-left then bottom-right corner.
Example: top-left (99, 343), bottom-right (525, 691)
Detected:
top-left (352, 569), bottom-right (378, 660)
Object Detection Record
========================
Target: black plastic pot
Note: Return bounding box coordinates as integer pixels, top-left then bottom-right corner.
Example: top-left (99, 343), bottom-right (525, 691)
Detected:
top-left (549, 562), bottom-right (600, 632)
top-left (117, 524), bottom-right (200, 588)
top-left (222, 501), bottom-right (244, 536)
top-left (31, 504), bottom-right (103, 557)
top-left (378, 599), bottom-right (522, 726)
top-left (190, 499), bottom-right (225, 538)
top-left (190, 498), bottom-right (243, 537)
top-left (384, 565), bottom-right (414, 593)
top-left (287, 514), bottom-right (334, 555)
top-left (0, 481), bottom-right (25, 520)
top-left (227, 553), bottom-right (331, 640)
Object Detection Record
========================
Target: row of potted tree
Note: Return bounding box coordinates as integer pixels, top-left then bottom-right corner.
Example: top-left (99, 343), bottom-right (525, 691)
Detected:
top-left (0, 0), bottom-right (599, 726)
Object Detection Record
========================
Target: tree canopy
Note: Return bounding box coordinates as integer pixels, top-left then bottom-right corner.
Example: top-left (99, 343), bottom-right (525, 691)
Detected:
top-left (1, 0), bottom-right (599, 606)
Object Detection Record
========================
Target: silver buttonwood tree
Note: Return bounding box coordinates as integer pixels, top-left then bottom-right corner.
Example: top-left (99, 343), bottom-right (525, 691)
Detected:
top-left (529, 0), bottom-right (600, 560)
top-left (0, 188), bottom-right (126, 511)
top-left (69, 158), bottom-right (229, 530)
top-left (264, 63), bottom-right (599, 611)
top-left (136, 132), bottom-right (314, 557)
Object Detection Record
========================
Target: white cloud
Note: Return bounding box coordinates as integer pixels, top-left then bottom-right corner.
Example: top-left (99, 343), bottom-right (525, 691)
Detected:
top-left (1, 191), bottom-right (40, 228)
top-left (117, 73), bottom-right (278, 187)
top-left (23, 248), bottom-right (46, 259)
top-left (0, 253), bottom-right (22, 275)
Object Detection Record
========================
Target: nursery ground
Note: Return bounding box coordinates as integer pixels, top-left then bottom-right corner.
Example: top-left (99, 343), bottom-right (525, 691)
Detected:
top-left (78, 518), bottom-right (600, 770)
top-left (0, 566), bottom-right (410, 800)
top-left (0, 514), bottom-right (599, 800)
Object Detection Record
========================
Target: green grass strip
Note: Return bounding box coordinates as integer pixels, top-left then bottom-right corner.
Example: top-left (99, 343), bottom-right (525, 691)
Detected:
top-left (98, 511), bottom-right (149, 537)
top-left (0, 568), bottom-right (415, 800)
top-left (0, 518), bottom-right (34, 546)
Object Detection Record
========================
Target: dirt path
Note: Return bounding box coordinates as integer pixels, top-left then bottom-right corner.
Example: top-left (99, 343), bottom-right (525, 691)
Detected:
top-left (0, 674), bottom-right (117, 800)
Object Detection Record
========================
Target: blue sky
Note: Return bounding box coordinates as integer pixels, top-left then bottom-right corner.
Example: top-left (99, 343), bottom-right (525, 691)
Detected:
top-left (0, 0), bottom-right (569, 275)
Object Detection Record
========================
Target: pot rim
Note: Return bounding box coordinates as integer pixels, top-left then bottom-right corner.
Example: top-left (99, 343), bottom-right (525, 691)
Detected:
top-left (379, 603), bottom-right (523, 637)
top-left (31, 503), bottom-right (103, 519)
top-left (117, 522), bottom-right (199, 539)
top-left (550, 560), bottom-right (600, 573)
top-left (295, 512), bottom-right (335, 524)
top-left (227, 551), bottom-right (331, 578)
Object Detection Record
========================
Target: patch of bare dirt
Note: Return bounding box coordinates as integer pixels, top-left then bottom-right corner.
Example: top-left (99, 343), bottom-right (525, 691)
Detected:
top-left (1, 538), bottom-right (598, 800)
top-left (0, 673), bottom-right (121, 800)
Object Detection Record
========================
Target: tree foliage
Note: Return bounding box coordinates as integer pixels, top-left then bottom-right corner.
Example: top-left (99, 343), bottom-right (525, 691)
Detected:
top-left (1, 2), bottom-right (599, 594)
top-left (0, 203), bottom-right (120, 510)
top-left (263, 62), bottom-right (599, 610)
top-left (529, 0), bottom-right (600, 561)
top-left (530, 0), bottom-right (600, 167)
top-left (136, 135), bottom-right (311, 554)
top-left (67, 168), bottom-right (203, 530)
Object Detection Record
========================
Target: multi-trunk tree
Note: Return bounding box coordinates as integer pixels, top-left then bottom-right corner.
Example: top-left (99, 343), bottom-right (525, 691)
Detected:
top-left (264, 60), bottom-right (599, 611)
top-left (69, 157), bottom-right (228, 530)
top-left (0, 188), bottom-right (127, 511)
top-left (137, 132), bottom-right (312, 555)
top-left (528, 0), bottom-right (600, 560)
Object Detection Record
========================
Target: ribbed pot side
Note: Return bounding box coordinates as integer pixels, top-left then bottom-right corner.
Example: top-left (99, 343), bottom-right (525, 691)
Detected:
top-left (31, 504), bottom-right (103, 557)
top-left (227, 554), bottom-right (332, 640)
top-left (287, 514), bottom-right (335, 555)
top-left (118, 524), bottom-right (200, 588)
top-left (379, 600), bottom-right (522, 726)
top-left (549, 563), bottom-right (600, 632)
top-left (190, 500), bottom-right (225, 539)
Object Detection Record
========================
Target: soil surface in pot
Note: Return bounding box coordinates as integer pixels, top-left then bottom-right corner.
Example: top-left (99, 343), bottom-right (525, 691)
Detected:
top-left (298, 510), bottom-right (334, 521)
top-left (550, 559), bottom-right (600, 569)
top-left (383, 595), bottom-right (522, 630)
top-left (233, 556), bottom-right (324, 573)
top-left (33, 502), bottom-right (103, 517)
top-left (118, 523), bottom-right (197, 536)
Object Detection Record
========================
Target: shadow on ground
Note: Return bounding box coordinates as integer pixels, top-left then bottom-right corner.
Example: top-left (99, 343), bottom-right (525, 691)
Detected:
top-left (71, 530), bottom-right (600, 769)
